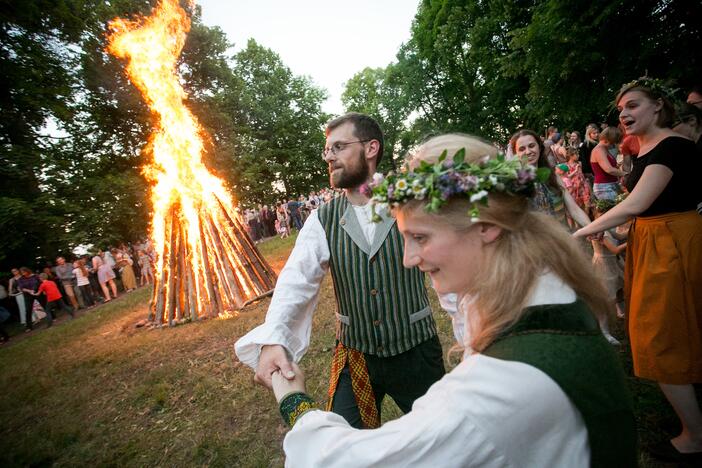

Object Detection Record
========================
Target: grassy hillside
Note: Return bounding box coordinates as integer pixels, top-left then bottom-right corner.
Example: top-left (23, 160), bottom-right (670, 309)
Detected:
top-left (0, 234), bottom-right (677, 467)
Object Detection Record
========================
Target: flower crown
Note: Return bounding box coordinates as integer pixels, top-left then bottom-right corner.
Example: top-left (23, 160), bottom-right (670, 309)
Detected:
top-left (370, 149), bottom-right (550, 222)
top-left (621, 77), bottom-right (678, 102)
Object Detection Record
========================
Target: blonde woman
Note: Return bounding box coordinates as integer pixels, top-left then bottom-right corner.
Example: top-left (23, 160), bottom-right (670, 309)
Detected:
top-left (576, 78), bottom-right (702, 462)
top-left (269, 134), bottom-right (637, 467)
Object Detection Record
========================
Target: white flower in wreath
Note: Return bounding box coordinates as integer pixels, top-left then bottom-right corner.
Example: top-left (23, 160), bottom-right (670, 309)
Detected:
top-left (469, 190), bottom-right (488, 203)
top-left (396, 179), bottom-right (408, 191)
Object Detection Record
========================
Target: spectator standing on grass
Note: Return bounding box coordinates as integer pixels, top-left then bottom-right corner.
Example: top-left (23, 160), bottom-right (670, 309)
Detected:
top-left (54, 256), bottom-right (80, 312)
top-left (287, 198), bottom-right (303, 231)
top-left (580, 124), bottom-right (600, 183)
top-left (84, 255), bottom-right (104, 301)
top-left (276, 202), bottom-right (289, 239)
top-left (73, 260), bottom-right (95, 307)
top-left (138, 250), bottom-right (154, 286)
top-left (543, 126), bottom-right (560, 167)
top-left (260, 204), bottom-right (275, 238)
top-left (93, 255), bottom-right (118, 302)
top-left (114, 249), bottom-right (137, 292)
top-left (24, 273), bottom-right (74, 327)
top-left (17, 267), bottom-right (41, 331)
top-left (8, 268), bottom-right (27, 327)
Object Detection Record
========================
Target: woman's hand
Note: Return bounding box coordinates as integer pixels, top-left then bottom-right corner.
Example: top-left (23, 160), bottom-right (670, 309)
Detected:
top-left (272, 361), bottom-right (306, 403)
top-left (573, 227), bottom-right (603, 241)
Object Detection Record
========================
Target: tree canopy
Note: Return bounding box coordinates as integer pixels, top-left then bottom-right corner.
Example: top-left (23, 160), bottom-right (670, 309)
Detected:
top-left (341, 0), bottom-right (702, 165)
top-left (0, 0), bottom-right (328, 269)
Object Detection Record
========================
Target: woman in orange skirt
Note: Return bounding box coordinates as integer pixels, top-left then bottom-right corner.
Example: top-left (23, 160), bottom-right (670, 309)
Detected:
top-left (575, 77), bottom-right (702, 462)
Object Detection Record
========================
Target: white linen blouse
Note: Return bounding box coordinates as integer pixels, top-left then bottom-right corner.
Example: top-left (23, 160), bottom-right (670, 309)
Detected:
top-left (281, 274), bottom-right (589, 467)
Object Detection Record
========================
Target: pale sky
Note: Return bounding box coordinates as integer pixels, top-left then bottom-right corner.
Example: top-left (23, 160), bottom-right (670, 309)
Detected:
top-left (196, 0), bottom-right (420, 115)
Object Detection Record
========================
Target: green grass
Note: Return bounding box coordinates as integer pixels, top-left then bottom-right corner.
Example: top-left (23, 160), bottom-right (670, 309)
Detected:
top-left (0, 233), bottom-right (680, 467)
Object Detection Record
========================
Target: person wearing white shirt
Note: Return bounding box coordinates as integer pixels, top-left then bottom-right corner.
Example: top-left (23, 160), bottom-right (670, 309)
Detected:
top-left (236, 113), bottom-right (446, 429)
top-left (270, 133), bottom-right (637, 467)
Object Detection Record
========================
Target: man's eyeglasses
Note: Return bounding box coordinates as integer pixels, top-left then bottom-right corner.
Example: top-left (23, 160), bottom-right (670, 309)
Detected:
top-left (322, 139), bottom-right (371, 158)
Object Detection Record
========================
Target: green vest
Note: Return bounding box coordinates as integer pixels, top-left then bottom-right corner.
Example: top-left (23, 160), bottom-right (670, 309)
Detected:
top-left (317, 196), bottom-right (436, 357)
top-left (483, 300), bottom-right (638, 468)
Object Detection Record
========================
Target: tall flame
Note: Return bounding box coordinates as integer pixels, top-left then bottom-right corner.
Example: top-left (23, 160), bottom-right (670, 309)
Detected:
top-left (107, 0), bottom-right (276, 324)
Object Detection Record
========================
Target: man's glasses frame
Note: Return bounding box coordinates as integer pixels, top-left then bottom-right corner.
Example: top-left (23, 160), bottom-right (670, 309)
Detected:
top-left (322, 139), bottom-right (371, 159)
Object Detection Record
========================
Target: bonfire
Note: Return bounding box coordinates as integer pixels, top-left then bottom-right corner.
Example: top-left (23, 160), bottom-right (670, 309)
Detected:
top-left (107, 0), bottom-right (276, 325)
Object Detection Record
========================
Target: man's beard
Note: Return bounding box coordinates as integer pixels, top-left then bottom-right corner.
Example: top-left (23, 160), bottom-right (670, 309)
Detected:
top-left (329, 149), bottom-right (369, 189)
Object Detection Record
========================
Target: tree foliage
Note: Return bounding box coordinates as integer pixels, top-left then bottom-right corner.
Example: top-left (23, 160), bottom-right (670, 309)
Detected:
top-left (0, 0), bottom-right (329, 269)
top-left (342, 0), bottom-right (702, 157)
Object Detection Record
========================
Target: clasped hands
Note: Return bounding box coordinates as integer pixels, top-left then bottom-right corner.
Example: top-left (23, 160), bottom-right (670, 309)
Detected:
top-left (255, 344), bottom-right (307, 403)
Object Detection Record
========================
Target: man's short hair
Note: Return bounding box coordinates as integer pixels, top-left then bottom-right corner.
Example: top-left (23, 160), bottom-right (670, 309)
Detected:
top-left (325, 112), bottom-right (384, 166)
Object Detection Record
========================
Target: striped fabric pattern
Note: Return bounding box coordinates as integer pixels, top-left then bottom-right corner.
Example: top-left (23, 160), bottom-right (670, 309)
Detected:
top-left (318, 196), bottom-right (437, 357)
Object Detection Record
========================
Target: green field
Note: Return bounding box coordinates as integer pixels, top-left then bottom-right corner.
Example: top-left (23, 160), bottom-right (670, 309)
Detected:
top-left (0, 234), bottom-right (678, 466)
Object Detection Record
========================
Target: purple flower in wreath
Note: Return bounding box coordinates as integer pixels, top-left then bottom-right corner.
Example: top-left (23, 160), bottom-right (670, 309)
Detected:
top-left (387, 184), bottom-right (395, 199)
top-left (458, 174), bottom-right (478, 192)
top-left (437, 173), bottom-right (459, 198)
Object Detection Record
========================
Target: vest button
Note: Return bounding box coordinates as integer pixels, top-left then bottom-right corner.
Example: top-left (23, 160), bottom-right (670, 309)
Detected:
top-left (370, 288), bottom-right (378, 296)
top-left (373, 320), bottom-right (380, 326)
top-left (340, 218), bottom-right (346, 225)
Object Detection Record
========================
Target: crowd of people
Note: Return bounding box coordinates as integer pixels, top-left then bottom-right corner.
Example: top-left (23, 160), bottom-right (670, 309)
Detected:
top-left (236, 80), bottom-right (702, 466)
top-left (0, 241), bottom-right (156, 341)
top-left (239, 188), bottom-right (342, 241)
top-left (2, 79), bottom-right (700, 464)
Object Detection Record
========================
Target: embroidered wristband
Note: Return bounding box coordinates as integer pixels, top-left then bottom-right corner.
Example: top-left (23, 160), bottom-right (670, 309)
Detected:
top-left (279, 392), bottom-right (318, 427)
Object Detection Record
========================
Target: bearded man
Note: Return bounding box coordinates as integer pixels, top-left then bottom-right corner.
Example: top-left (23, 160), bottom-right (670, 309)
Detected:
top-left (235, 113), bottom-right (445, 428)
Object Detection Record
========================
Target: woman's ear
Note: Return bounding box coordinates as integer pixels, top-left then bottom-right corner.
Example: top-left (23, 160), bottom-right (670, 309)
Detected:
top-left (479, 223), bottom-right (502, 244)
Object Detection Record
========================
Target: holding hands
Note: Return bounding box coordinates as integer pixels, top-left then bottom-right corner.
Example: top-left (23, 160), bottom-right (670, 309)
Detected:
top-left (272, 362), bottom-right (306, 403)
top-left (254, 344), bottom-right (307, 403)
top-left (254, 344), bottom-right (296, 388)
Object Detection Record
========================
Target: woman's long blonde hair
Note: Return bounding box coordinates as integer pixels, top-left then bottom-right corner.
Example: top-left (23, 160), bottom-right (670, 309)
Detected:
top-left (403, 134), bottom-right (612, 352)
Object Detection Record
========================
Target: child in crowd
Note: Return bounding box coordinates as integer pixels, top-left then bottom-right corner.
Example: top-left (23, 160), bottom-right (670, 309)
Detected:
top-left (590, 202), bottom-right (627, 344)
top-left (23, 273), bottom-right (74, 328)
top-left (276, 209), bottom-right (289, 239)
top-left (138, 250), bottom-right (154, 286)
top-left (558, 147), bottom-right (592, 212)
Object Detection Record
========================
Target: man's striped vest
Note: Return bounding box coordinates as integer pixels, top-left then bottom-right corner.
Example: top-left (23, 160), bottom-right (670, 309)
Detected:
top-left (318, 196), bottom-right (437, 357)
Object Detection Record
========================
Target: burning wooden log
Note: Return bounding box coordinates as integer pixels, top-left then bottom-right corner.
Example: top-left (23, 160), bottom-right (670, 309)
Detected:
top-left (107, 0), bottom-right (277, 326)
top-left (149, 202), bottom-right (276, 325)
